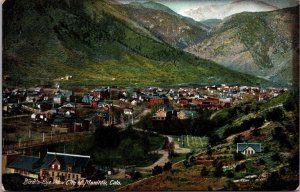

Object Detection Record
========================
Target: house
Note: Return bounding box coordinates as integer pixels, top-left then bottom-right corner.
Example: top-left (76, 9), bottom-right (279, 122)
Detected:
top-left (92, 88), bottom-right (110, 99)
top-left (53, 90), bottom-right (73, 105)
top-left (153, 106), bottom-right (175, 120)
top-left (191, 98), bottom-right (203, 106)
top-left (177, 110), bottom-right (199, 120)
top-left (81, 95), bottom-right (93, 104)
top-left (148, 96), bottom-right (166, 107)
top-left (26, 88), bottom-right (43, 103)
top-left (236, 143), bottom-right (262, 155)
top-left (124, 108), bottom-right (133, 115)
top-left (6, 155), bottom-right (40, 179)
top-left (51, 117), bottom-right (76, 133)
top-left (39, 152), bottom-right (92, 183)
top-left (178, 99), bottom-right (189, 107)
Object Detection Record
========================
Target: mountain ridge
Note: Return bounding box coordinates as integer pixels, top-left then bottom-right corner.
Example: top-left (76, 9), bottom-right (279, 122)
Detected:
top-left (186, 6), bottom-right (298, 84)
top-left (2, 0), bottom-right (267, 87)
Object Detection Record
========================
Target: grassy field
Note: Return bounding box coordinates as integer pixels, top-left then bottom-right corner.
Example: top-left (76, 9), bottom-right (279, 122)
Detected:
top-left (172, 135), bottom-right (208, 152)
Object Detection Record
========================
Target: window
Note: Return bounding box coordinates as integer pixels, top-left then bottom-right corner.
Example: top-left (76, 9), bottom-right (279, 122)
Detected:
top-left (52, 164), bottom-right (54, 169)
top-left (52, 172), bottom-right (54, 177)
top-left (58, 164), bottom-right (61, 170)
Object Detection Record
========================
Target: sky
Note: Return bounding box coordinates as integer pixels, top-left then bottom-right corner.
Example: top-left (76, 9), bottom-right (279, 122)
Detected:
top-left (119, 0), bottom-right (299, 21)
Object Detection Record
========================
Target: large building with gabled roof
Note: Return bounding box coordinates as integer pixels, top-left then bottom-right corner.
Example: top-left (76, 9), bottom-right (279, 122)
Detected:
top-left (39, 152), bottom-right (91, 183)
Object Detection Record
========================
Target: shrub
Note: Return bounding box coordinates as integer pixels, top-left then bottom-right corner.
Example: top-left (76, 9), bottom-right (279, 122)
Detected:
top-left (163, 162), bottom-right (172, 171)
top-left (132, 171), bottom-right (142, 180)
top-left (266, 108), bottom-right (284, 121)
top-left (200, 166), bottom-right (209, 177)
top-left (224, 179), bottom-right (238, 190)
top-left (234, 152), bottom-right (245, 161)
top-left (225, 170), bottom-right (235, 178)
top-left (152, 165), bottom-right (163, 175)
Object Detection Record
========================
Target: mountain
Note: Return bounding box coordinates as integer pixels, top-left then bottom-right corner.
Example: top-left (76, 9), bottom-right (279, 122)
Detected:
top-left (186, 6), bottom-right (299, 84)
top-left (2, 0), bottom-right (266, 87)
top-left (181, 0), bottom-right (278, 21)
top-left (200, 19), bottom-right (222, 29)
top-left (119, 1), bottom-right (209, 49)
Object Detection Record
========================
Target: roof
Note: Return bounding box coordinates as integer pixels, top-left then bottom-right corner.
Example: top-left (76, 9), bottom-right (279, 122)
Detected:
top-left (8, 155), bottom-right (40, 173)
top-left (237, 143), bottom-right (262, 153)
top-left (94, 88), bottom-right (108, 92)
top-left (178, 110), bottom-right (199, 118)
top-left (82, 95), bottom-right (93, 103)
top-left (40, 152), bottom-right (90, 173)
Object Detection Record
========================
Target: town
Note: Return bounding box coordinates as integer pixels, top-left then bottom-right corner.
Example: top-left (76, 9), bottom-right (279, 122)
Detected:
top-left (2, 83), bottom-right (290, 190)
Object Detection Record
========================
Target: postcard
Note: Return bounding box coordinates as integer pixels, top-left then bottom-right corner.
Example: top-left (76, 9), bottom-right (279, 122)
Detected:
top-left (1, 0), bottom-right (299, 191)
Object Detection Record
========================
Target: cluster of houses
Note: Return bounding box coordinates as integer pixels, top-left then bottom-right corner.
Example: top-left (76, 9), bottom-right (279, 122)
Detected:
top-left (152, 106), bottom-right (199, 120)
top-left (2, 85), bottom-right (287, 134)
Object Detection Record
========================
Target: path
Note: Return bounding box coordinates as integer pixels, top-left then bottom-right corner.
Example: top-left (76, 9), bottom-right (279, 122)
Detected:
top-left (137, 135), bottom-right (190, 171)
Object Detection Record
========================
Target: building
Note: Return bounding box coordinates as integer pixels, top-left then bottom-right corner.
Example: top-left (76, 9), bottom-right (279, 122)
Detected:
top-left (92, 88), bottom-right (110, 99)
top-left (148, 96), bottom-right (166, 107)
top-left (236, 143), bottom-right (262, 155)
top-left (177, 110), bottom-right (199, 120)
top-left (39, 152), bottom-right (92, 183)
top-left (6, 155), bottom-right (40, 179)
top-left (153, 106), bottom-right (175, 120)
top-left (53, 90), bottom-right (73, 105)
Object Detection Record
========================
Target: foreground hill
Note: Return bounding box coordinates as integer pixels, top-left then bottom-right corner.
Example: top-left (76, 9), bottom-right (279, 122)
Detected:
top-left (186, 6), bottom-right (299, 84)
top-left (3, 0), bottom-right (266, 87)
top-left (120, 91), bottom-right (299, 190)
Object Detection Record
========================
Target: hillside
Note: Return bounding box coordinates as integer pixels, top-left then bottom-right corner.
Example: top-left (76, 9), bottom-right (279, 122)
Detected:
top-left (186, 6), bottom-right (299, 84)
top-left (200, 19), bottom-right (222, 29)
top-left (120, 91), bottom-right (299, 190)
top-left (117, 1), bottom-right (209, 49)
top-left (2, 0), bottom-right (267, 87)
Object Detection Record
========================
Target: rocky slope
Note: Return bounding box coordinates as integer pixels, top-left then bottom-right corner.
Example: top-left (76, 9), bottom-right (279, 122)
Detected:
top-left (119, 1), bottom-right (208, 49)
top-left (186, 6), bottom-right (299, 84)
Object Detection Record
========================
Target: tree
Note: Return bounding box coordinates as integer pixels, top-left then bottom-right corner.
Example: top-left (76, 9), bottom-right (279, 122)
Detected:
top-left (132, 171), bottom-right (142, 180)
top-left (163, 162), bottom-right (172, 171)
top-left (206, 145), bottom-right (213, 158)
top-left (94, 127), bottom-right (120, 148)
top-left (224, 179), bottom-right (238, 190)
top-left (262, 172), bottom-right (283, 190)
top-left (235, 163), bottom-right (246, 172)
top-left (266, 108), bottom-right (284, 121)
top-left (200, 166), bottom-right (209, 176)
top-left (271, 152), bottom-right (281, 162)
top-left (124, 141), bottom-right (143, 162)
top-left (213, 161), bottom-right (223, 177)
top-left (233, 152), bottom-right (245, 161)
top-left (152, 165), bottom-right (163, 175)
top-left (234, 135), bottom-right (243, 143)
top-left (189, 156), bottom-right (196, 165)
top-left (225, 170), bottom-right (234, 178)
